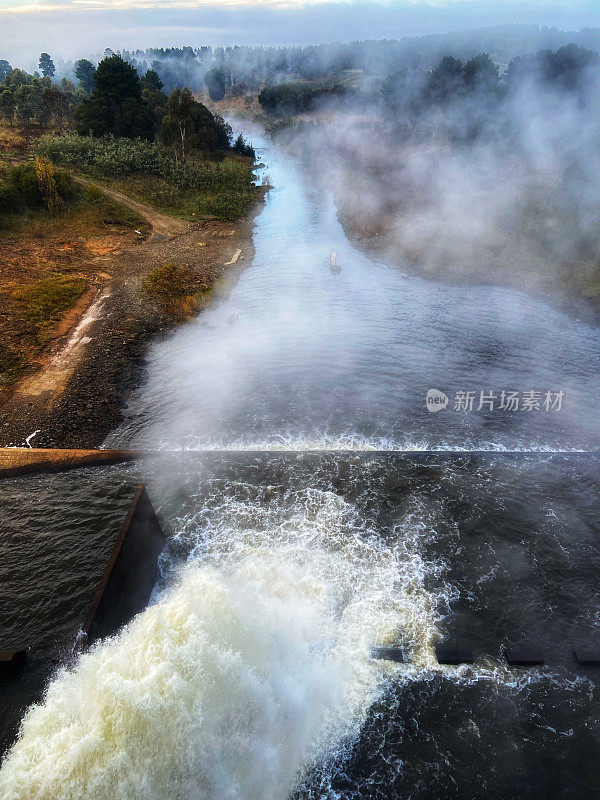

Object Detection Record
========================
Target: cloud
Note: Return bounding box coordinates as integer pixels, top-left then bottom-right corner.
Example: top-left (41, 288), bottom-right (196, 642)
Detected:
top-left (1, 0), bottom-right (596, 15)
top-left (4, 0), bottom-right (330, 11)
top-left (0, 1), bottom-right (598, 67)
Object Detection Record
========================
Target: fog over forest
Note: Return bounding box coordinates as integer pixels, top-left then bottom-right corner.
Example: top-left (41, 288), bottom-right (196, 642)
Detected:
top-left (278, 38), bottom-right (600, 298)
top-left (3, 23), bottom-right (600, 301)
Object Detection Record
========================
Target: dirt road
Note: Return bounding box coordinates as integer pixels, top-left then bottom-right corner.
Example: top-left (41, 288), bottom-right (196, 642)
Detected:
top-left (74, 176), bottom-right (189, 239)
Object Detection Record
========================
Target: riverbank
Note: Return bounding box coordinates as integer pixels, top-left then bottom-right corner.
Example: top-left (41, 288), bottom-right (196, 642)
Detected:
top-left (339, 212), bottom-right (600, 324)
top-left (0, 180), bottom-right (267, 448)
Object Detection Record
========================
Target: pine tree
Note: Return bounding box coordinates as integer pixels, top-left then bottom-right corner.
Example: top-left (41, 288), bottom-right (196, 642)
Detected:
top-left (75, 54), bottom-right (153, 139)
top-left (38, 53), bottom-right (55, 78)
top-left (74, 59), bottom-right (96, 95)
top-left (0, 59), bottom-right (11, 82)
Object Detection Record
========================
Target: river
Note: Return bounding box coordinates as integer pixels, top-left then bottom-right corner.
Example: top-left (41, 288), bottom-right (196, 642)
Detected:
top-left (0, 127), bottom-right (599, 799)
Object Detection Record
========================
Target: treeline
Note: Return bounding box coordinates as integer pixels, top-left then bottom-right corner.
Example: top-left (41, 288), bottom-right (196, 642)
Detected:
top-left (380, 44), bottom-right (600, 141)
top-left (0, 52), bottom-right (254, 159)
top-left (98, 25), bottom-right (600, 98)
top-left (0, 52), bottom-right (97, 131)
top-left (258, 83), bottom-right (347, 117)
top-left (4, 26), bottom-right (600, 112)
top-left (256, 43), bottom-right (600, 127)
top-left (0, 72), bottom-right (82, 132)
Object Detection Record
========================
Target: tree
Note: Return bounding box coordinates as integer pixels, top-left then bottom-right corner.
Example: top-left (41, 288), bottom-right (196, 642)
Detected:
top-left (161, 87), bottom-right (230, 161)
top-left (0, 60), bottom-right (11, 82)
top-left (507, 45), bottom-right (599, 96)
top-left (161, 87), bottom-right (199, 162)
top-left (39, 53), bottom-right (55, 79)
top-left (463, 54), bottom-right (499, 93)
top-left (0, 90), bottom-right (15, 125)
top-left (43, 86), bottom-right (71, 129)
top-left (380, 69), bottom-right (425, 121)
top-left (6, 68), bottom-right (29, 88)
top-left (74, 59), bottom-right (96, 95)
top-left (141, 69), bottom-right (163, 91)
top-left (14, 84), bottom-right (45, 127)
top-left (232, 133), bottom-right (255, 158)
top-left (204, 67), bottom-right (229, 101)
top-left (142, 85), bottom-right (168, 131)
top-left (258, 81), bottom-right (344, 117)
top-left (75, 54), bottom-right (153, 139)
top-left (424, 56), bottom-right (464, 105)
top-left (541, 44), bottom-right (599, 91)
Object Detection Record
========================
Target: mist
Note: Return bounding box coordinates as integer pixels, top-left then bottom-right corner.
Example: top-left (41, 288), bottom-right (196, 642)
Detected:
top-left (273, 43), bottom-right (600, 304)
top-left (2, 4), bottom-right (600, 70)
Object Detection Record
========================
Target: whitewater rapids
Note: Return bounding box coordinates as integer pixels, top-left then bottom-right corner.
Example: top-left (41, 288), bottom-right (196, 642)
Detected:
top-left (0, 485), bottom-right (445, 800)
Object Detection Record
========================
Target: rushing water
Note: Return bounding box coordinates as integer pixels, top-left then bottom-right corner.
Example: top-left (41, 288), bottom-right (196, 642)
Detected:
top-left (1, 129), bottom-right (600, 799)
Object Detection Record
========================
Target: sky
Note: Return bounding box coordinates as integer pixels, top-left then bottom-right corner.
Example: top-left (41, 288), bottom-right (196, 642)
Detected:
top-left (0, 0), bottom-right (598, 67)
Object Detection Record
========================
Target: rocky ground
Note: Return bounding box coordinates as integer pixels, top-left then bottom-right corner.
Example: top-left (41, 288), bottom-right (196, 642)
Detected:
top-left (0, 179), bottom-right (264, 448)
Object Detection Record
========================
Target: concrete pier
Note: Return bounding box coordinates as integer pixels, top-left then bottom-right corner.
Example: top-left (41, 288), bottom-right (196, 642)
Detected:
top-left (0, 448), bottom-right (139, 478)
top-left (84, 485), bottom-right (165, 645)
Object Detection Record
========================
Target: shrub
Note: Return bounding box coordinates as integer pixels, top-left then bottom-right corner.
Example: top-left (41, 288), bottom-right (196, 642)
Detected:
top-left (145, 263), bottom-right (212, 318)
top-left (197, 187), bottom-right (256, 221)
top-left (146, 263), bottom-right (208, 297)
top-left (0, 158), bottom-right (74, 217)
top-left (34, 157), bottom-right (64, 212)
top-left (30, 134), bottom-right (258, 220)
top-left (32, 134), bottom-right (174, 179)
top-left (0, 182), bottom-right (17, 215)
top-left (258, 82), bottom-right (346, 117)
top-left (32, 134), bottom-right (250, 191)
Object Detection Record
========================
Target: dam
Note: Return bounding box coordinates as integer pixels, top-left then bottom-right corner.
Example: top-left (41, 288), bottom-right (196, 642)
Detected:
top-left (0, 127), bottom-right (599, 799)
top-left (0, 481), bottom-right (164, 755)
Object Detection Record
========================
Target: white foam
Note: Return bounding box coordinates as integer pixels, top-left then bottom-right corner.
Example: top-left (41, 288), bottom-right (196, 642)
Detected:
top-left (0, 487), bottom-right (447, 800)
top-left (149, 430), bottom-right (587, 454)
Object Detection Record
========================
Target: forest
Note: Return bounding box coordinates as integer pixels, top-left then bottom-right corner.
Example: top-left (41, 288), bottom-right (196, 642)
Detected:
top-left (0, 52), bottom-right (257, 225)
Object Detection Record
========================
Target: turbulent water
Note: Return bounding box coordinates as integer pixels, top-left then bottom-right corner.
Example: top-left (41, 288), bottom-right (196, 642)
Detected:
top-left (1, 128), bottom-right (600, 799)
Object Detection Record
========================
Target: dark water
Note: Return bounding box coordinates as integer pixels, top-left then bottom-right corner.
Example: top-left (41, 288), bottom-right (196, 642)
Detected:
top-left (0, 468), bottom-right (141, 753)
top-left (1, 129), bottom-right (599, 797)
top-left (155, 451), bottom-right (600, 800)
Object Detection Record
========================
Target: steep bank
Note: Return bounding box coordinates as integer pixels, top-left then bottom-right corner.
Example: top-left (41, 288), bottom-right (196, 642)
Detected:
top-left (337, 205), bottom-right (600, 322)
top-left (0, 183), bottom-right (266, 448)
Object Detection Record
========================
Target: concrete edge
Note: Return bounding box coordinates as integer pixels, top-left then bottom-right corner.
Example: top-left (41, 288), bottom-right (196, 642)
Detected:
top-left (0, 448), bottom-right (141, 478)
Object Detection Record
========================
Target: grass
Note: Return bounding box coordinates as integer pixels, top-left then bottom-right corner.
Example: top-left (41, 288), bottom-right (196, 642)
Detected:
top-left (0, 346), bottom-right (27, 385)
top-left (31, 133), bottom-right (260, 222)
top-left (0, 172), bottom-right (149, 389)
top-left (145, 263), bottom-right (213, 318)
top-left (0, 183), bottom-right (149, 235)
top-left (0, 273), bottom-right (87, 387)
top-left (101, 157), bottom-right (260, 222)
top-left (12, 274), bottom-right (87, 345)
top-left (0, 123), bottom-right (29, 159)
top-left (102, 173), bottom-right (200, 221)
top-left (196, 184), bottom-right (259, 222)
